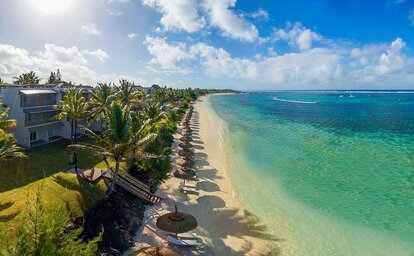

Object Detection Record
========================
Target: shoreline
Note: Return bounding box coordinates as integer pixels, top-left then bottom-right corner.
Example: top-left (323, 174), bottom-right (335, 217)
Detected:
top-left (125, 95), bottom-right (271, 255)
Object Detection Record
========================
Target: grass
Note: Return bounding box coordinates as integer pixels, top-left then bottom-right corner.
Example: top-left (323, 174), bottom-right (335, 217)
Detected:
top-left (0, 137), bottom-right (125, 232)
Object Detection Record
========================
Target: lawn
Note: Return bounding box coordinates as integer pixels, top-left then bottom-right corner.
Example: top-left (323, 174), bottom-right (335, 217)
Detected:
top-left (0, 138), bottom-right (119, 231)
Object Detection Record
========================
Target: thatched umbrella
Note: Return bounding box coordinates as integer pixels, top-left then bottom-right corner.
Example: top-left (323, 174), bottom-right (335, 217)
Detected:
top-left (156, 205), bottom-right (197, 235)
top-left (180, 136), bottom-right (193, 142)
top-left (178, 142), bottom-right (193, 149)
top-left (129, 247), bottom-right (182, 256)
top-left (177, 158), bottom-right (195, 168)
top-left (174, 169), bottom-right (196, 180)
top-left (178, 149), bottom-right (194, 157)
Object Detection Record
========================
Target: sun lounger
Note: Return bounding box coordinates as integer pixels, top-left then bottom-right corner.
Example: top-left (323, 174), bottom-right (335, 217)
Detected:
top-left (167, 235), bottom-right (201, 247)
top-left (178, 185), bottom-right (198, 194)
top-left (180, 180), bottom-right (197, 188)
top-left (177, 232), bottom-right (197, 240)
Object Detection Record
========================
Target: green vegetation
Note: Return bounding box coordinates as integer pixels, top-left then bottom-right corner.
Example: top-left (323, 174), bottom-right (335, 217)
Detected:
top-left (0, 187), bottom-right (100, 256)
top-left (0, 138), bottom-right (109, 231)
top-left (13, 71), bottom-right (41, 85)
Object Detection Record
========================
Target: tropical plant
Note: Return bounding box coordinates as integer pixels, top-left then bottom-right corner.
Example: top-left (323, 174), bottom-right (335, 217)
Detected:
top-left (13, 71), bottom-right (41, 85)
top-left (0, 132), bottom-right (25, 161)
top-left (55, 88), bottom-right (89, 173)
top-left (0, 78), bottom-right (7, 84)
top-left (0, 105), bottom-right (16, 133)
top-left (114, 79), bottom-right (144, 107)
top-left (142, 100), bottom-right (164, 125)
top-left (71, 103), bottom-right (156, 195)
top-left (88, 83), bottom-right (114, 131)
top-left (0, 187), bottom-right (100, 256)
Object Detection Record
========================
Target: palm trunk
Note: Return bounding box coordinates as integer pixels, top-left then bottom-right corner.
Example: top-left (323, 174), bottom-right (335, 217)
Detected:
top-left (107, 159), bottom-right (119, 196)
top-left (74, 119), bottom-right (78, 173)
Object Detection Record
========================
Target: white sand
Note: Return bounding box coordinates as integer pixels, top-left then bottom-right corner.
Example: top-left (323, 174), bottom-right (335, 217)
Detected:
top-left (125, 96), bottom-right (271, 256)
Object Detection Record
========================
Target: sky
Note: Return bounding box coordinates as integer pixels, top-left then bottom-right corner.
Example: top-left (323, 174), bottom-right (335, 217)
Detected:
top-left (1, 0), bottom-right (414, 90)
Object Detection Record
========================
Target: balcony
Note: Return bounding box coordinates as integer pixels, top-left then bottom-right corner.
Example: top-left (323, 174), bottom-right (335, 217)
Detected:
top-left (20, 89), bottom-right (57, 108)
top-left (25, 110), bottom-right (60, 127)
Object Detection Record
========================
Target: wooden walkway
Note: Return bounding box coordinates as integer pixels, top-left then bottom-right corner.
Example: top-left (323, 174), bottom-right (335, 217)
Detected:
top-left (115, 172), bottom-right (162, 204)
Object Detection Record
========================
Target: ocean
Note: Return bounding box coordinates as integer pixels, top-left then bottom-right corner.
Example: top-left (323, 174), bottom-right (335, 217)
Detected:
top-left (209, 91), bottom-right (414, 256)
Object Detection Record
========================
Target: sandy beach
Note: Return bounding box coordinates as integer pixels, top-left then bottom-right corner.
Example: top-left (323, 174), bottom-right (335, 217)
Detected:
top-left (125, 95), bottom-right (271, 255)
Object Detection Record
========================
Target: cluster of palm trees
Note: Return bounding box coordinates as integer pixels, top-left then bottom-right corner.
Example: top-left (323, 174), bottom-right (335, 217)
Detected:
top-left (56, 80), bottom-right (201, 195)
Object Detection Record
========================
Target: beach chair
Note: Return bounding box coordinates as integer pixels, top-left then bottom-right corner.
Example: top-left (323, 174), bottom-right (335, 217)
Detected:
top-left (167, 235), bottom-right (201, 247)
top-left (180, 180), bottom-right (197, 188)
top-left (177, 232), bottom-right (198, 240)
top-left (178, 185), bottom-right (198, 194)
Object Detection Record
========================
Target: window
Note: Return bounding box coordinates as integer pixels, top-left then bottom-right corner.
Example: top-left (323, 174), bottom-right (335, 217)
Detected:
top-left (48, 128), bottom-right (55, 137)
top-left (30, 132), bottom-right (37, 141)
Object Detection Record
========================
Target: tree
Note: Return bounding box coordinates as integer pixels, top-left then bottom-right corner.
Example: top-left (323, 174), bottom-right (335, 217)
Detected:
top-left (0, 187), bottom-right (100, 255)
top-left (88, 83), bottom-right (114, 132)
top-left (71, 103), bottom-right (156, 195)
top-left (114, 79), bottom-right (144, 107)
top-left (13, 71), bottom-right (41, 85)
top-left (0, 78), bottom-right (7, 84)
top-left (0, 106), bottom-right (17, 133)
top-left (56, 69), bottom-right (61, 81)
top-left (55, 88), bottom-right (89, 173)
top-left (142, 100), bottom-right (164, 126)
top-left (0, 133), bottom-right (25, 161)
top-left (47, 72), bottom-right (56, 84)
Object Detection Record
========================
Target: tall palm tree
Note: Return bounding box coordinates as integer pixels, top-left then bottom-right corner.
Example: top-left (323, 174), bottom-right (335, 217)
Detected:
top-left (0, 133), bottom-right (25, 161)
top-left (114, 79), bottom-right (144, 107)
top-left (88, 83), bottom-right (115, 132)
top-left (55, 88), bottom-right (89, 173)
top-left (13, 71), bottom-right (41, 85)
top-left (70, 103), bottom-right (156, 195)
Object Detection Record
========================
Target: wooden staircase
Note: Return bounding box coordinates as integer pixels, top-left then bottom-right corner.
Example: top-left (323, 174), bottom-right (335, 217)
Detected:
top-left (115, 172), bottom-right (161, 204)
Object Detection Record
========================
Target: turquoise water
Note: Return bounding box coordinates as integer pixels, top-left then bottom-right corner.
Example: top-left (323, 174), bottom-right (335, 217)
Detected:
top-left (209, 92), bottom-right (414, 256)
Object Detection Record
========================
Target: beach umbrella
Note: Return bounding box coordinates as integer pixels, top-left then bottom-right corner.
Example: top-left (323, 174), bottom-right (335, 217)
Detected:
top-left (180, 136), bottom-right (193, 142)
top-left (129, 247), bottom-right (182, 256)
top-left (177, 158), bottom-right (195, 168)
top-left (178, 142), bottom-right (193, 149)
top-left (174, 169), bottom-right (196, 179)
top-left (156, 205), bottom-right (198, 235)
top-left (178, 149), bottom-right (194, 157)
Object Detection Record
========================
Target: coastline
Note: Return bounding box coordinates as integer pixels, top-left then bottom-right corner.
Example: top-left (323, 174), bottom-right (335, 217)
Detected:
top-left (125, 95), bottom-right (271, 255)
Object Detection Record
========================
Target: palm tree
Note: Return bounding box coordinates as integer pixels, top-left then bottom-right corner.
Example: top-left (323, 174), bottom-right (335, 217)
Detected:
top-left (88, 83), bottom-right (115, 132)
top-left (142, 100), bottom-right (164, 126)
top-left (0, 133), bottom-right (25, 161)
top-left (13, 71), bottom-right (41, 85)
top-left (70, 103), bottom-right (156, 195)
top-left (0, 78), bottom-right (7, 84)
top-left (114, 79), bottom-right (144, 107)
top-left (0, 106), bottom-right (16, 133)
top-left (55, 88), bottom-right (89, 173)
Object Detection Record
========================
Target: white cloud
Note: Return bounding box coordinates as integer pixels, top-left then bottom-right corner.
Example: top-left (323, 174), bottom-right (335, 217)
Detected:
top-left (349, 38), bottom-right (412, 83)
top-left (409, 9), bottom-right (414, 25)
top-left (142, 0), bottom-right (205, 33)
top-left (273, 22), bottom-right (322, 50)
top-left (81, 23), bottom-right (102, 35)
top-left (143, 34), bottom-right (414, 87)
top-left (128, 32), bottom-right (139, 39)
top-left (202, 0), bottom-right (259, 42)
top-left (249, 8), bottom-right (269, 20)
top-left (0, 44), bottom-right (135, 85)
top-left (82, 49), bottom-right (110, 62)
top-left (142, 0), bottom-right (260, 41)
top-left (143, 36), bottom-right (195, 73)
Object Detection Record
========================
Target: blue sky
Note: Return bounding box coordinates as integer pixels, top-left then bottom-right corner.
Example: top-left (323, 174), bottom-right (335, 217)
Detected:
top-left (1, 0), bottom-right (414, 90)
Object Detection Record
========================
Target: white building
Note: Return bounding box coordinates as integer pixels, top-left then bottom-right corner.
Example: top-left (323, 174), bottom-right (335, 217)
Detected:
top-left (1, 84), bottom-right (98, 147)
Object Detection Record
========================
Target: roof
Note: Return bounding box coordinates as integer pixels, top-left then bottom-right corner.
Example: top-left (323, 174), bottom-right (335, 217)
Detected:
top-left (19, 89), bottom-right (57, 95)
